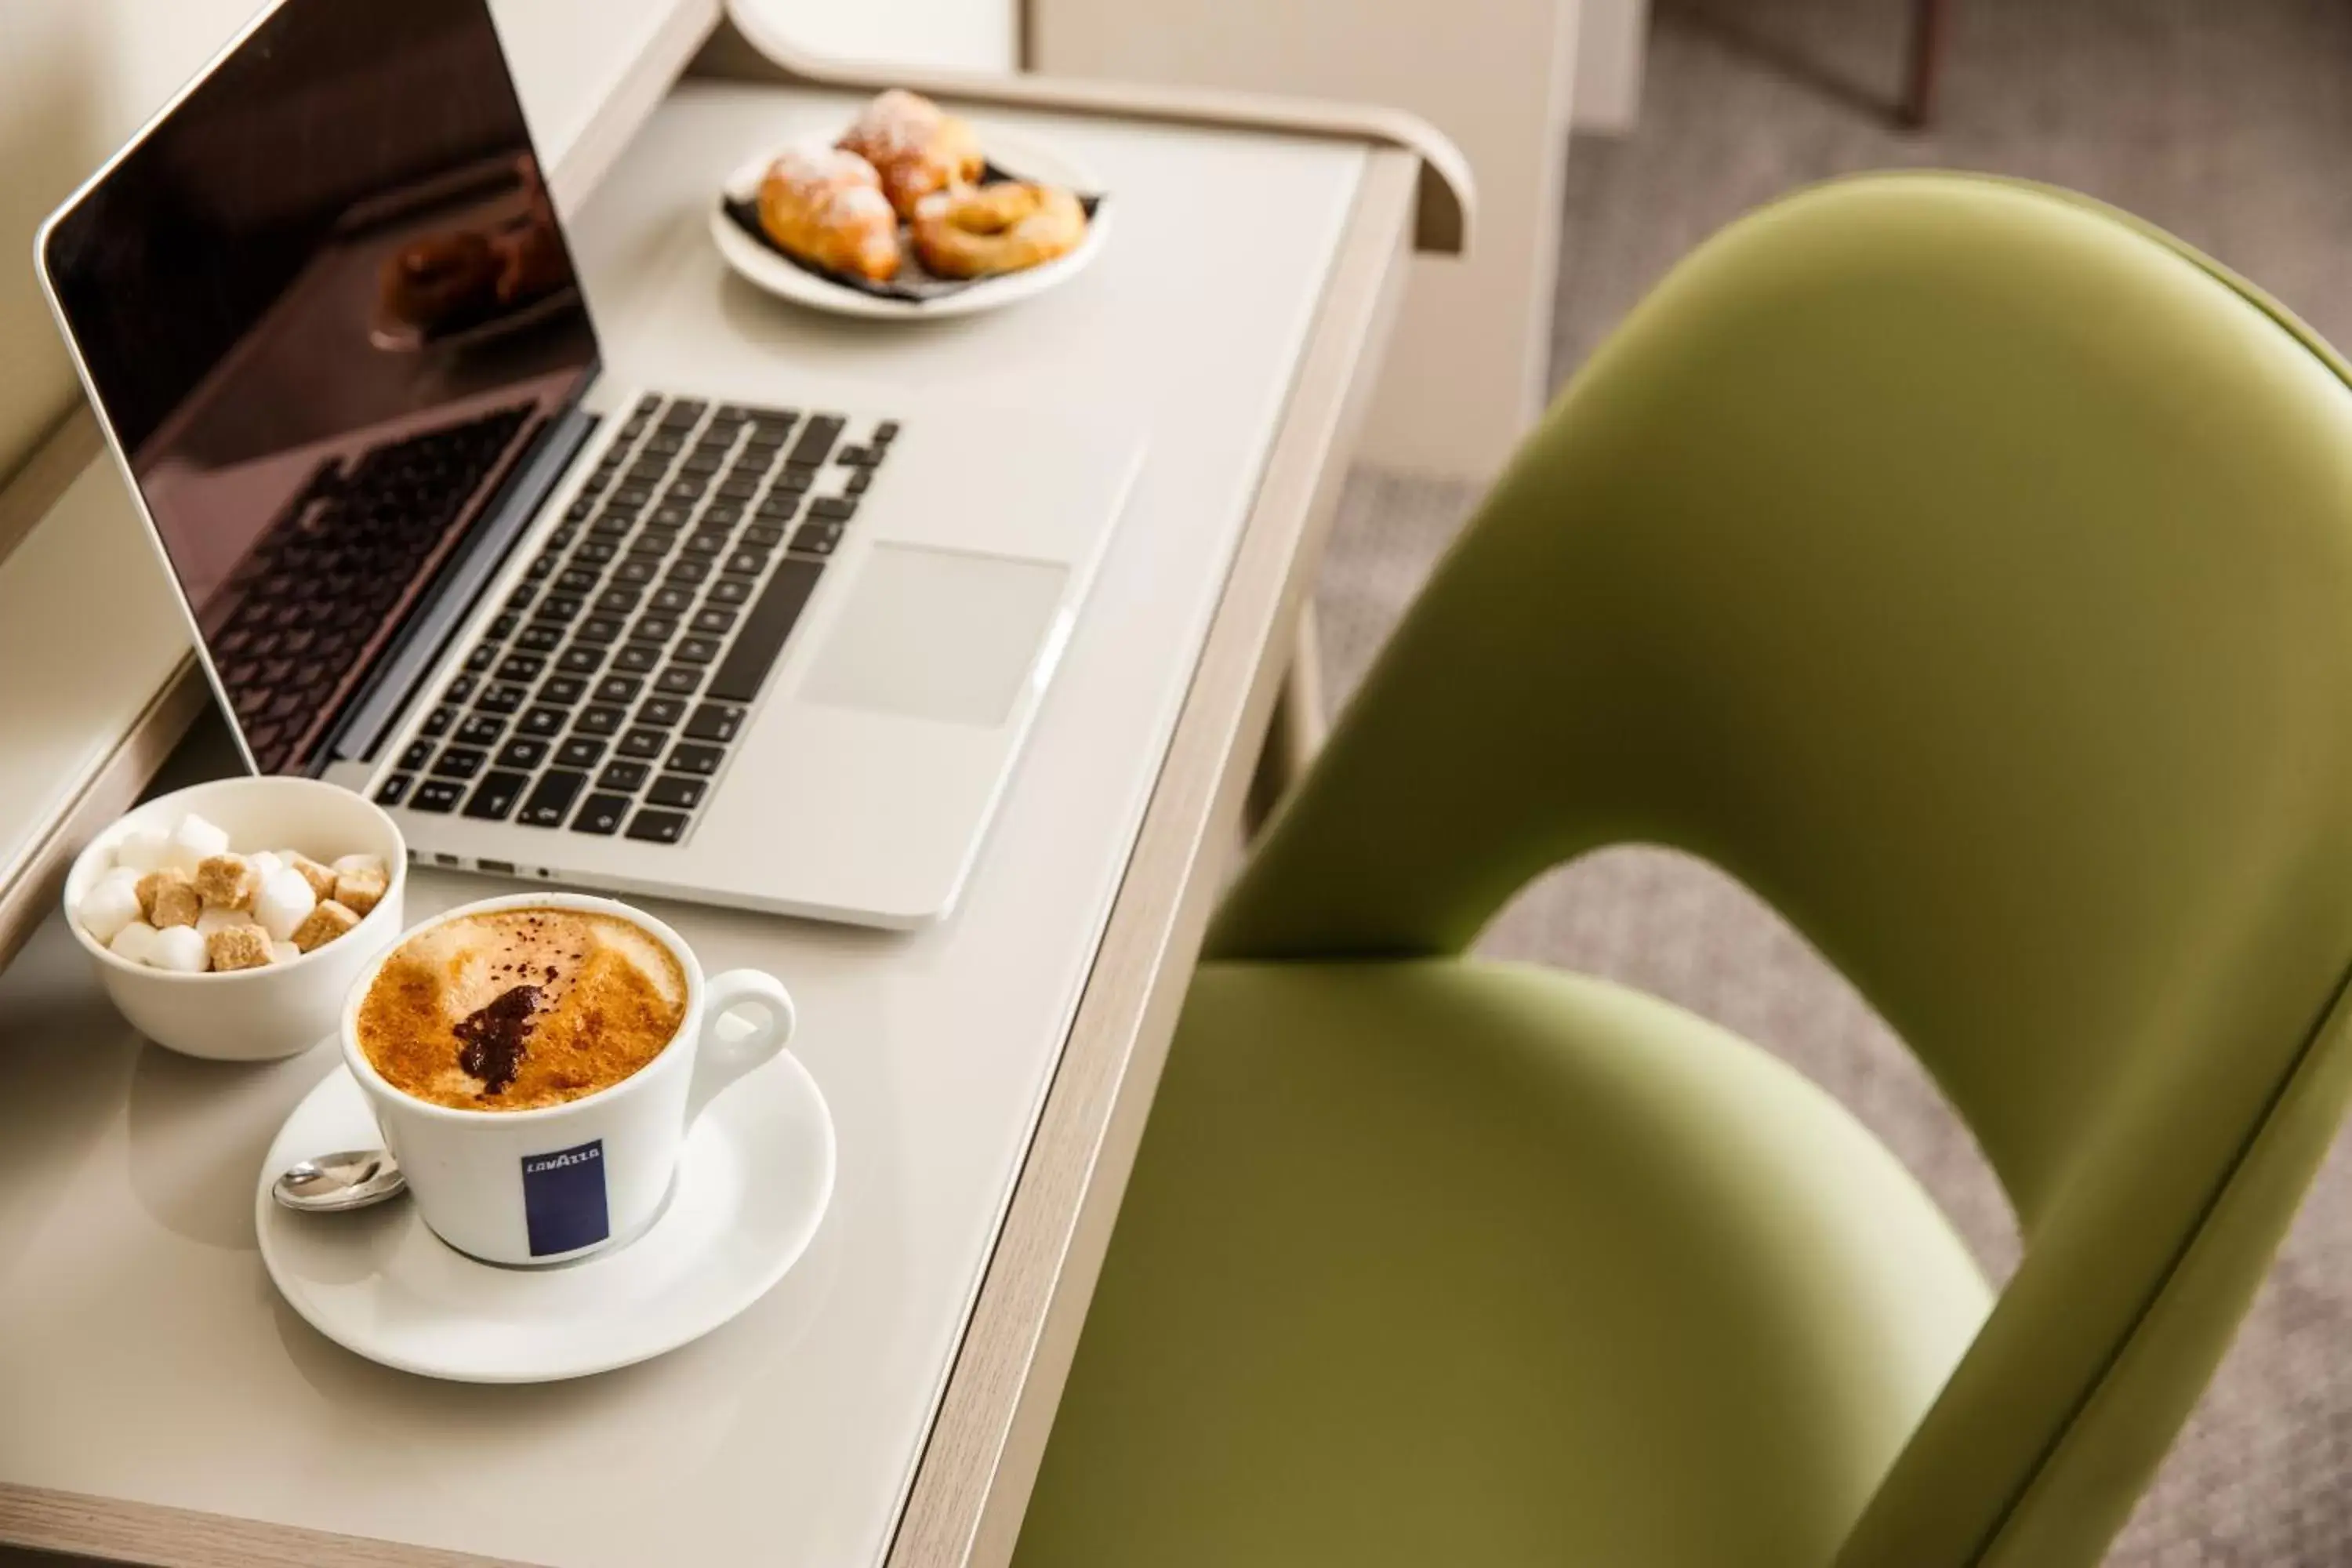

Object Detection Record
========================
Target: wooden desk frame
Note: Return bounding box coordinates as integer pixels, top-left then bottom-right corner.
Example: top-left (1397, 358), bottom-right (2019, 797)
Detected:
top-left (0, 13), bottom-right (1465, 1564)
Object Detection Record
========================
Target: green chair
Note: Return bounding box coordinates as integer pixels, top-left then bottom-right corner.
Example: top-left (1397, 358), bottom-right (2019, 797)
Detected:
top-left (1012, 172), bottom-right (2352, 1568)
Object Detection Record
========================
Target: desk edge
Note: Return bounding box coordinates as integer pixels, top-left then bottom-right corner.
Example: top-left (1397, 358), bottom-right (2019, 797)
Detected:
top-left (882, 150), bottom-right (1419, 1568)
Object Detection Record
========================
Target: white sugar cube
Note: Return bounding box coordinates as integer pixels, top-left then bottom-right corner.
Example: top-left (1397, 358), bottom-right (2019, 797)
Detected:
top-left (269, 939), bottom-right (300, 965)
top-left (148, 924), bottom-right (210, 973)
top-left (112, 826), bottom-right (172, 873)
top-left (108, 920), bottom-right (161, 965)
top-left (252, 865), bottom-right (317, 942)
top-left (195, 905), bottom-right (257, 938)
top-left (162, 814), bottom-right (230, 873)
top-left (76, 874), bottom-right (145, 943)
top-left (248, 851), bottom-right (285, 884)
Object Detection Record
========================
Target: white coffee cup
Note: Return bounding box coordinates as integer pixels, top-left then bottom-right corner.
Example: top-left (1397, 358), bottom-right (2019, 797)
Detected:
top-left (341, 891), bottom-right (795, 1266)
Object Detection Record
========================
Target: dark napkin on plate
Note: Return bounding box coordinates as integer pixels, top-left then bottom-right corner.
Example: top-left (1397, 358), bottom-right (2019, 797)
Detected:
top-left (722, 162), bottom-right (1105, 303)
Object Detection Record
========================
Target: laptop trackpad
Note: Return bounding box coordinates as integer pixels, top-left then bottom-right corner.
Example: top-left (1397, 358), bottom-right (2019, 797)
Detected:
top-left (803, 544), bottom-right (1071, 727)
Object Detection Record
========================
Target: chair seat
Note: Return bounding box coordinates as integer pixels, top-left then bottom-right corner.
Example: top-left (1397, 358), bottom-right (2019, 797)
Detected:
top-left (1014, 959), bottom-right (1996, 1568)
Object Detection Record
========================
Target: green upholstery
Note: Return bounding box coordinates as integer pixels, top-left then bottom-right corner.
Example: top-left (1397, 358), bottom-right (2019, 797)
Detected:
top-left (1013, 173), bottom-right (2352, 1567)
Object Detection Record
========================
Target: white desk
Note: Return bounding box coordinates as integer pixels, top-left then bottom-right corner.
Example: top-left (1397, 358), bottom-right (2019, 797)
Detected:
top-left (0, 17), bottom-right (1455, 1568)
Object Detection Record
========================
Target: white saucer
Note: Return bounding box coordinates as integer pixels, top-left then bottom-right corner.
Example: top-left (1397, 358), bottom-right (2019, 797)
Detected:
top-left (256, 1056), bottom-right (835, 1383)
top-left (710, 123), bottom-right (1111, 321)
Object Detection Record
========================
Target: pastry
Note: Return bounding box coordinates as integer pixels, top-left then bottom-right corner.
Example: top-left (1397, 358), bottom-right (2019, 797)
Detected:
top-left (837, 89), bottom-right (983, 220)
top-left (757, 146), bottom-right (902, 282)
top-left (910, 182), bottom-right (1087, 279)
top-left (379, 231), bottom-right (498, 333)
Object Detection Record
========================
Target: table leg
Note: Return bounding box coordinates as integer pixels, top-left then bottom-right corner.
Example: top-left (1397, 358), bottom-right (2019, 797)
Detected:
top-left (1247, 604), bottom-right (1327, 833)
top-left (1900, 0), bottom-right (1951, 127)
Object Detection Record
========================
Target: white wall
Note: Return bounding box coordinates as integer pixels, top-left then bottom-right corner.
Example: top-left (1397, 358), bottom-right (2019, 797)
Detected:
top-left (0, 0), bottom-right (277, 479)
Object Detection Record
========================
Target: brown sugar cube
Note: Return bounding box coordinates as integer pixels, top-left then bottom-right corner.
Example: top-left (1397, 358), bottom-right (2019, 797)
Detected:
top-left (331, 866), bottom-right (388, 917)
top-left (283, 852), bottom-right (337, 902)
top-left (137, 868), bottom-right (201, 929)
top-left (290, 898), bottom-right (361, 953)
top-left (205, 923), bottom-right (273, 972)
top-left (194, 852), bottom-right (260, 910)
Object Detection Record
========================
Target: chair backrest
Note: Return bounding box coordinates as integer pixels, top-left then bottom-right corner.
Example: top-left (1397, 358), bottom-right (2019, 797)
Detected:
top-left (1210, 173), bottom-right (2352, 1566)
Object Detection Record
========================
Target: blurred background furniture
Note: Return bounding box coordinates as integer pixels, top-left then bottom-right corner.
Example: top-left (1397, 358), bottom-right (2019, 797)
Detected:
top-left (1015, 172), bottom-right (2352, 1567)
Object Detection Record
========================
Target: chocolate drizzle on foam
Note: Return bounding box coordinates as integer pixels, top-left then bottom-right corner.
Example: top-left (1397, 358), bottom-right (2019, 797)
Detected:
top-left (452, 984), bottom-right (543, 1098)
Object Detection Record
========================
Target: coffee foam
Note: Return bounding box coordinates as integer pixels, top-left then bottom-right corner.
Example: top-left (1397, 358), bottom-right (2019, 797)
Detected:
top-left (358, 907), bottom-right (688, 1111)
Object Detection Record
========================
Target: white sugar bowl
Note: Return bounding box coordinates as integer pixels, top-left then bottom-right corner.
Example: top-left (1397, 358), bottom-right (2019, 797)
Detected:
top-left (62, 776), bottom-right (407, 1061)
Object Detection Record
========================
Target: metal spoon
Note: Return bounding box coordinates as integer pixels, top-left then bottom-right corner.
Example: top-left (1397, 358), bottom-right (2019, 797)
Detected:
top-left (272, 1148), bottom-right (407, 1212)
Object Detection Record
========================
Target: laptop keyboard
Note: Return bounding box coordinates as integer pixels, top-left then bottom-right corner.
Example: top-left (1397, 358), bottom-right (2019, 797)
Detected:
top-left (376, 394), bottom-right (895, 845)
top-left (213, 405), bottom-right (533, 773)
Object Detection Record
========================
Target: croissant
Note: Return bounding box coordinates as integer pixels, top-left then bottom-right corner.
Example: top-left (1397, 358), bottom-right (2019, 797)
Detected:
top-left (837, 89), bottom-right (984, 221)
top-left (757, 146), bottom-right (902, 282)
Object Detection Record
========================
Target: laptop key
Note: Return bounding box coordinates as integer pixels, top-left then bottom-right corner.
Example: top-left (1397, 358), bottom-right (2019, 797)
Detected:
top-left (598, 760), bottom-right (651, 793)
top-left (489, 613), bottom-right (519, 638)
top-left (659, 400), bottom-right (706, 430)
top-left (475, 682), bottom-right (528, 715)
top-left (872, 419), bottom-right (899, 443)
top-left (617, 728), bottom-right (669, 760)
top-left (666, 557), bottom-right (712, 586)
top-left (534, 594), bottom-right (583, 623)
top-left (810, 495), bottom-right (857, 522)
top-left (789, 523), bottom-right (841, 556)
top-left (399, 739), bottom-right (434, 770)
top-left (685, 703), bottom-right (745, 742)
top-left (630, 615), bottom-right (679, 643)
top-left (635, 697), bottom-right (687, 728)
top-left (742, 524), bottom-right (786, 548)
top-left (683, 531), bottom-right (728, 557)
top-left (421, 705), bottom-right (457, 737)
top-left (707, 578), bottom-right (752, 606)
top-left (655, 666), bottom-right (702, 695)
top-left (495, 654), bottom-right (544, 684)
top-left (576, 615), bottom-right (625, 644)
top-left (575, 705), bottom-right (627, 738)
top-left (517, 706), bottom-right (568, 739)
top-left (613, 643), bottom-right (661, 674)
top-left (572, 793), bottom-right (630, 836)
top-left (596, 587), bottom-right (641, 614)
top-left (626, 809), bottom-right (690, 844)
top-left (575, 540), bottom-right (617, 564)
top-left (518, 770), bottom-right (589, 827)
top-left (837, 445), bottom-right (880, 467)
top-left (557, 645), bottom-right (604, 674)
top-left (702, 502), bottom-right (746, 527)
top-left (465, 643), bottom-right (497, 673)
top-left (789, 415), bottom-right (844, 466)
top-left (375, 774), bottom-right (414, 807)
top-left (723, 551), bottom-right (767, 576)
top-left (846, 470), bottom-right (871, 495)
top-left (594, 675), bottom-right (643, 704)
top-left (707, 557), bottom-right (824, 703)
top-left (652, 586), bottom-right (695, 614)
top-left (539, 676), bottom-right (588, 705)
top-left (454, 714), bottom-right (504, 747)
top-left (412, 779), bottom-right (464, 814)
top-left (431, 747), bottom-right (487, 780)
top-left (672, 636), bottom-right (722, 665)
top-left (755, 494), bottom-right (800, 523)
top-left (557, 567), bottom-right (599, 593)
top-left (443, 674), bottom-right (478, 704)
top-left (464, 771), bottom-right (529, 821)
top-left (497, 737), bottom-right (550, 770)
top-left (554, 736), bottom-right (607, 769)
top-left (647, 775), bottom-right (706, 810)
top-left (666, 743), bottom-right (724, 777)
top-left (614, 557), bottom-right (657, 586)
top-left (516, 624), bottom-right (563, 652)
top-left (651, 503), bottom-right (694, 529)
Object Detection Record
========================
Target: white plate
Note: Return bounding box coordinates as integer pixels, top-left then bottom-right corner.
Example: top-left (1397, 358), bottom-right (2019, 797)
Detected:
top-left (256, 1055), bottom-right (836, 1383)
top-left (710, 124), bottom-right (1111, 321)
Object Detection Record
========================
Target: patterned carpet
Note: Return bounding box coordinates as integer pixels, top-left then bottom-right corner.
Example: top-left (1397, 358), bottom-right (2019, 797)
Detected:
top-left (1314, 0), bottom-right (2352, 1559)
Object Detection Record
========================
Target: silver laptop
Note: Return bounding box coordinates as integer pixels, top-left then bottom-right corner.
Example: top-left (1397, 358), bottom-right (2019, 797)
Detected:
top-left (36, 0), bottom-right (1142, 928)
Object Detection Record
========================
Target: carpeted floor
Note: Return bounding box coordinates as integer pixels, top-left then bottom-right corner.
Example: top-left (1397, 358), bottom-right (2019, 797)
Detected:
top-left (1312, 0), bottom-right (2352, 1560)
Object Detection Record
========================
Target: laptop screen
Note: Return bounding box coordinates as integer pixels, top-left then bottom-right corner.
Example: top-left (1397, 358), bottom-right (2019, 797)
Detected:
top-left (42, 0), bottom-right (598, 775)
